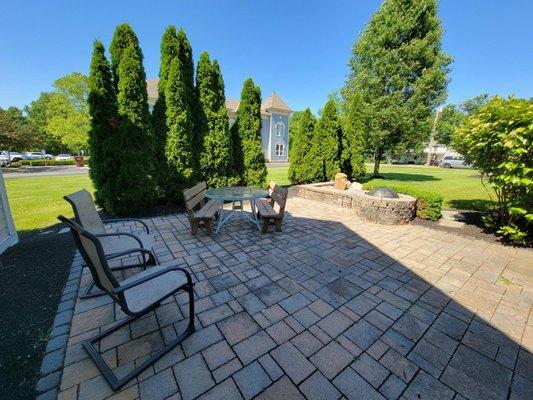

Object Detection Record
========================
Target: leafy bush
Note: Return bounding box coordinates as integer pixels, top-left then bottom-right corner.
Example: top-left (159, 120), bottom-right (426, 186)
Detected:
top-left (453, 96), bottom-right (532, 245)
top-left (363, 181), bottom-right (443, 221)
top-left (19, 159), bottom-right (76, 166)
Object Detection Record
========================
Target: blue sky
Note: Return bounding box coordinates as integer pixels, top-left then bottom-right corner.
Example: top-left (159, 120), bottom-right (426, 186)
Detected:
top-left (1, 0), bottom-right (531, 112)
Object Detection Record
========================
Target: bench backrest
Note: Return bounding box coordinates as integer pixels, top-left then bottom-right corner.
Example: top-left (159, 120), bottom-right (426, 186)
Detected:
top-left (268, 181), bottom-right (288, 215)
top-left (183, 182), bottom-right (207, 218)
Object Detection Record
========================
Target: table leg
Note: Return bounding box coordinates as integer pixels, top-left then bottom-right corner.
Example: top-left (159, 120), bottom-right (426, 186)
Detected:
top-left (215, 202), bottom-right (224, 234)
top-left (250, 199), bottom-right (260, 230)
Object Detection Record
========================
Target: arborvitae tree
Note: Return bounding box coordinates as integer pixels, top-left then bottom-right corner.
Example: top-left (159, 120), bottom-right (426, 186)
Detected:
top-left (109, 23), bottom-right (142, 91)
top-left (288, 108), bottom-right (316, 183)
top-left (164, 58), bottom-right (194, 200)
top-left (233, 78), bottom-right (267, 187)
top-left (152, 26), bottom-right (179, 198)
top-left (195, 52), bottom-right (233, 187)
top-left (308, 99), bottom-right (341, 181)
top-left (345, 0), bottom-right (451, 176)
top-left (87, 40), bottom-right (117, 206)
top-left (104, 45), bottom-right (155, 215)
top-left (340, 91), bottom-right (366, 181)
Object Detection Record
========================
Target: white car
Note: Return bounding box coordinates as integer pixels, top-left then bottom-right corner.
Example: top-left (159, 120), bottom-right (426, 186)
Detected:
top-left (0, 151), bottom-right (23, 162)
top-left (55, 154), bottom-right (72, 161)
top-left (439, 154), bottom-right (473, 169)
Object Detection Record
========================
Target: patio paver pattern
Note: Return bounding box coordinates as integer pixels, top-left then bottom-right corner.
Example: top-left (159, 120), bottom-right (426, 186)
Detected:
top-left (52, 197), bottom-right (532, 400)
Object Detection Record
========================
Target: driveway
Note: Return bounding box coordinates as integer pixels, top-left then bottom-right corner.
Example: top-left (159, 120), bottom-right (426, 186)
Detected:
top-left (41, 197), bottom-right (532, 400)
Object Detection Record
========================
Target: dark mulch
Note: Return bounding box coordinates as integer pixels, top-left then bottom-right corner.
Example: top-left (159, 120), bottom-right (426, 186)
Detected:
top-left (0, 227), bottom-right (75, 399)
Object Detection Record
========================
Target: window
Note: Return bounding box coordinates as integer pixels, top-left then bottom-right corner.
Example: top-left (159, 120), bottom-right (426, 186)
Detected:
top-left (275, 142), bottom-right (285, 157)
top-left (275, 121), bottom-right (285, 137)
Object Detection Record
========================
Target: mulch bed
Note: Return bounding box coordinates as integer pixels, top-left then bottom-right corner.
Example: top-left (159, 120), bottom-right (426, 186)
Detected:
top-left (0, 226), bottom-right (75, 399)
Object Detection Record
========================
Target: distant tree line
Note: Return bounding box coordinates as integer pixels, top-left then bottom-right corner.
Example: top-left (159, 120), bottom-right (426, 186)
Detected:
top-left (88, 23), bottom-right (266, 215)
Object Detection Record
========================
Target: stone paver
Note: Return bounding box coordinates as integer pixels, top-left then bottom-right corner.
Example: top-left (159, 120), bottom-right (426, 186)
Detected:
top-left (49, 197), bottom-right (533, 400)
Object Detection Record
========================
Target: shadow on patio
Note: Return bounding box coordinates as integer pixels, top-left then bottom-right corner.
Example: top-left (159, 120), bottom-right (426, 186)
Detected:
top-left (49, 197), bottom-right (532, 400)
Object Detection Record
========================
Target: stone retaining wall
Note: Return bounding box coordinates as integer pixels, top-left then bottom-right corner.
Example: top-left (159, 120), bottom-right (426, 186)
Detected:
top-left (295, 183), bottom-right (416, 225)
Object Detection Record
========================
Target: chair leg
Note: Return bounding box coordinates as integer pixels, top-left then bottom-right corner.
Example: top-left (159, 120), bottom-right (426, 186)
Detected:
top-left (261, 218), bottom-right (269, 233)
top-left (190, 221), bottom-right (199, 235)
top-left (204, 220), bottom-right (213, 235)
top-left (82, 285), bottom-right (196, 392)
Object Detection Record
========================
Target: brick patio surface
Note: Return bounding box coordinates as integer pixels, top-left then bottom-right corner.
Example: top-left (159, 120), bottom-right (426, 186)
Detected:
top-left (54, 197), bottom-right (532, 400)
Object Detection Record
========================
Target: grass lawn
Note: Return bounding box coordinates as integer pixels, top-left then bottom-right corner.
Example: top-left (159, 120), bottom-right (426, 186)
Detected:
top-left (4, 164), bottom-right (494, 233)
top-left (5, 175), bottom-right (94, 235)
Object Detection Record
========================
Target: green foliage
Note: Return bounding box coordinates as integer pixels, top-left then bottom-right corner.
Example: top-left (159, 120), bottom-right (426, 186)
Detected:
top-left (16, 159), bottom-right (76, 167)
top-left (0, 107), bottom-right (42, 151)
top-left (453, 96), bottom-right (532, 245)
top-left (195, 52), bottom-right (233, 187)
top-left (345, 0), bottom-right (451, 176)
top-left (340, 91), bottom-right (366, 181)
top-left (288, 108), bottom-right (316, 183)
top-left (25, 73), bottom-right (90, 152)
top-left (308, 99), bottom-right (341, 181)
top-left (164, 58), bottom-right (195, 199)
top-left (103, 38), bottom-right (156, 215)
top-left (87, 40), bottom-right (117, 206)
top-left (109, 23), bottom-right (142, 91)
top-left (233, 78), bottom-right (267, 187)
top-left (363, 181), bottom-right (443, 221)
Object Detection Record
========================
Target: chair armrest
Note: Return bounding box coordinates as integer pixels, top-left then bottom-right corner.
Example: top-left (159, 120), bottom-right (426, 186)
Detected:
top-left (105, 248), bottom-right (155, 261)
top-left (112, 265), bottom-right (193, 294)
top-left (96, 232), bottom-right (144, 249)
top-left (102, 218), bottom-right (150, 234)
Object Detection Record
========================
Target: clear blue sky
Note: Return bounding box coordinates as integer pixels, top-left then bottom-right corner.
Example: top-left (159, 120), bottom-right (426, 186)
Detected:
top-left (1, 0), bottom-right (532, 112)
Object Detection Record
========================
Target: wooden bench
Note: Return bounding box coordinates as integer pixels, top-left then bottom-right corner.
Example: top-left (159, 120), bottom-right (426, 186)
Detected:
top-left (183, 182), bottom-right (221, 235)
top-left (257, 181), bottom-right (288, 233)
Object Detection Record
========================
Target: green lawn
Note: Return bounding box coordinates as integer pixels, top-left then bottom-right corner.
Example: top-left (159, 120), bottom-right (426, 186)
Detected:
top-left (4, 164), bottom-right (494, 233)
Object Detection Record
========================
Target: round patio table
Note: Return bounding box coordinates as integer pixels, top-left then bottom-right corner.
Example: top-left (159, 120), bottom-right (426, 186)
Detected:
top-left (205, 186), bottom-right (268, 234)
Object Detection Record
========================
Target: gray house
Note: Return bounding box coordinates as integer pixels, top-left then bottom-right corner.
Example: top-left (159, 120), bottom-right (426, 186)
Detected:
top-left (147, 79), bottom-right (291, 162)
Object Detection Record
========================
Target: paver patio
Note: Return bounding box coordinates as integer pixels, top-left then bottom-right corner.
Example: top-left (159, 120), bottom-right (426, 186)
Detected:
top-left (47, 197), bottom-right (532, 400)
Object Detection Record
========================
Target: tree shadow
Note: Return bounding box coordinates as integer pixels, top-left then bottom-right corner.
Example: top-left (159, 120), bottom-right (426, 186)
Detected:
top-left (448, 199), bottom-right (495, 213)
top-left (53, 203), bottom-right (531, 399)
top-left (362, 172), bottom-right (441, 183)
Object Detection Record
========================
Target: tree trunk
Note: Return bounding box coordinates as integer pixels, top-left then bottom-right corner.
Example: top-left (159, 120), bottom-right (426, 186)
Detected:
top-left (373, 149), bottom-right (383, 177)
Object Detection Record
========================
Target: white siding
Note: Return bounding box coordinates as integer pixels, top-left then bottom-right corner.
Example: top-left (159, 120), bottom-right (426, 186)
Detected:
top-left (0, 169), bottom-right (18, 254)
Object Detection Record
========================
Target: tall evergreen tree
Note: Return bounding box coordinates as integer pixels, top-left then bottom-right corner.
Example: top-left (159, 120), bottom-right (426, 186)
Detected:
top-left (152, 26), bottom-right (179, 197)
top-left (87, 40), bottom-right (117, 206)
top-left (195, 52), bottom-right (233, 187)
top-left (308, 99), bottom-right (341, 181)
top-left (345, 0), bottom-right (451, 176)
top-left (233, 78), bottom-right (267, 187)
top-left (104, 44), bottom-right (155, 214)
top-left (109, 23), bottom-right (142, 91)
top-left (288, 108), bottom-right (316, 184)
top-left (164, 58), bottom-right (194, 200)
top-left (340, 91), bottom-right (366, 181)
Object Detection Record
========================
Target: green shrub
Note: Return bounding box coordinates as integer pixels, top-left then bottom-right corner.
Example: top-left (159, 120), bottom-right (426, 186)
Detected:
top-left (19, 159), bottom-right (76, 166)
top-left (363, 181), bottom-right (443, 221)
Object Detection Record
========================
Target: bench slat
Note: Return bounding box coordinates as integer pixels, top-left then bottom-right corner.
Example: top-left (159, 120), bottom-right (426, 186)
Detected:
top-left (194, 199), bottom-right (221, 219)
top-left (257, 200), bottom-right (277, 217)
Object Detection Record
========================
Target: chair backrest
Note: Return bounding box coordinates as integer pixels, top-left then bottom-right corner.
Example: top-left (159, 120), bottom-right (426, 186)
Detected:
top-left (58, 215), bottom-right (120, 298)
top-left (64, 189), bottom-right (106, 234)
top-left (268, 181), bottom-right (288, 214)
top-left (183, 182), bottom-right (207, 217)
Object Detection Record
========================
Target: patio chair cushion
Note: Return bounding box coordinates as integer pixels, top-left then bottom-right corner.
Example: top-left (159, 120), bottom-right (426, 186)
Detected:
top-left (100, 231), bottom-right (154, 256)
top-left (121, 265), bottom-right (187, 313)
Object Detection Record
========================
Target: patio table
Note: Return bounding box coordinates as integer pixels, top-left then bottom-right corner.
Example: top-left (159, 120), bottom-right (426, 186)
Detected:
top-left (205, 186), bottom-right (268, 234)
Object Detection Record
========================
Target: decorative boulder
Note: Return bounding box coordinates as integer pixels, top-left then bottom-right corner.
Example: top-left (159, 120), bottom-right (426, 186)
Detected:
top-left (367, 186), bottom-right (399, 199)
top-left (334, 173), bottom-right (350, 190)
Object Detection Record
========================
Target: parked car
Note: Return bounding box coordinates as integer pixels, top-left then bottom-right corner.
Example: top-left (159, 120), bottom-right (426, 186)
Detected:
top-left (0, 153), bottom-right (9, 167)
top-left (439, 154), bottom-right (473, 169)
top-left (55, 154), bottom-right (72, 161)
top-left (0, 151), bottom-right (23, 162)
top-left (23, 152), bottom-right (45, 160)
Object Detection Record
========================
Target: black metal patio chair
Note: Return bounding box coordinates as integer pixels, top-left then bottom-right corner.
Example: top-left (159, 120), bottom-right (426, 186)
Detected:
top-left (58, 215), bottom-right (195, 391)
top-left (64, 189), bottom-right (156, 298)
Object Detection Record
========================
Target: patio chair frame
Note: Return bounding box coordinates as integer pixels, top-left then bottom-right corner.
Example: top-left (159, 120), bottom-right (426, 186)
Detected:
top-left (63, 190), bottom-right (156, 299)
top-left (59, 216), bottom-right (195, 391)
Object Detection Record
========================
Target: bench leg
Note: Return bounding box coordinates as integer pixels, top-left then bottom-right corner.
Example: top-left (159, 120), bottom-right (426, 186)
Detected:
top-left (261, 218), bottom-right (269, 233)
top-left (204, 220), bottom-right (213, 235)
top-left (275, 218), bottom-right (282, 232)
top-left (190, 221), bottom-right (199, 235)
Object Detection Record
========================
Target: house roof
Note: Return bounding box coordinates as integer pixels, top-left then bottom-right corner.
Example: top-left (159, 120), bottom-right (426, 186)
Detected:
top-left (146, 79), bottom-right (291, 115)
top-left (262, 92), bottom-right (291, 112)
